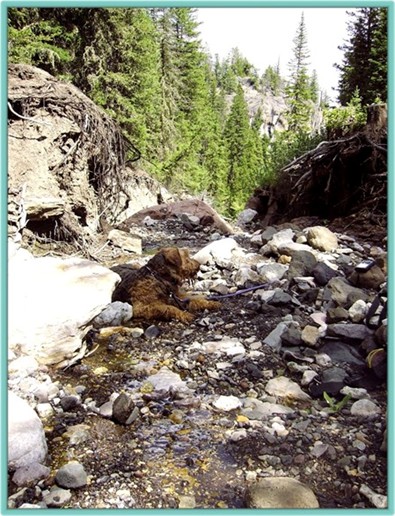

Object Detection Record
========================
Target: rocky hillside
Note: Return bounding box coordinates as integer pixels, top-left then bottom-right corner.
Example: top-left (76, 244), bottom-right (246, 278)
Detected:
top-left (8, 64), bottom-right (173, 256)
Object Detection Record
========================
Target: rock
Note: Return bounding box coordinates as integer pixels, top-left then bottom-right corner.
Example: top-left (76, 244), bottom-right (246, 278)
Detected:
top-left (281, 322), bottom-right (302, 346)
top-left (348, 299), bottom-right (368, 323)
top-left (112, 393), bottom-right (136, 425)
top-left (312, 262), bottom-right (339, 286)
top-left (8, 356), bottom-right (39, 378)
top-left (237, 208), bottom-right (258, 226)
top-left (348, 265), bottom-right (386, 290)
top-left (43, 486), bottom-right (72, 507)
top-left (108, 229), bottom-right (142, 254)
top-left (320, 341), bottom-right (365, 366)
top-left (8, 392), bottom-right (47, 471)
top-left (265, 376), bottom-right (311, 401)
top-left (193, 238), bottom-right (240, 266)
top-left (8, 251), bottom-right (119, 364)
top-left (268, 228), bottom-right (295, 251)
top-left (241, 398), bottom-right (294, 420)
top-left (326, 307), bottom-right (350, 323)
top-left (146, 366), bottom-right (188, 393)
top-left (325, 277), bottom-right (369, 309)
top-left (360, 484), bottom-right (387, 509)
top-left (305, 226), bottom-right (338, 251)
top-left (178, 495), bottom-right (196, 509)
top-left (260, 226), bottom-right (278, 244)
top-left (256, 262), bottom-right (288, 283)
top-left (92, 301), bottom-right (133, 328)
top-left (55, 461), bottom-right (88, 488)
top-left (35, 403), bottom-right (55, 419)
top-left (12, 462), bottom-right (51, 487)
top-left (24, 197), bottom-right (65, 220)
top-left (232, 266), bottom-right (260, 287)
top-left (350, 399), bottom-right (381, 417)
top-left (201, 337), bottom-right (245, 357)
top-left (213, 395), bottom-right (242, 411)
top-left (245, 477), bottom-right (319, 508)
top-left (309, 366), bottom-right (348, 397)
top-left (301, 325), bottom-right (320, 347)
top-left (63, 424), bottom-right (91, 445)
top-left (340, 386), bottom-right (369, 400)
top-left (327, 323), bottom-right (371, 341)
top-left (286, 250), bottom-right (317, 279)
top-left (60, 395), bottom-right (80, 411)
top-left (263, 322), bottom-right (288, 352)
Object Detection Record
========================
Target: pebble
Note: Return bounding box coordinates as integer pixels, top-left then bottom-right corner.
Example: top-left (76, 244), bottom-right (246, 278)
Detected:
top-left (55, 461), bottom-right (88, 488)
top-left (213, 395), bottom-right (242, 411)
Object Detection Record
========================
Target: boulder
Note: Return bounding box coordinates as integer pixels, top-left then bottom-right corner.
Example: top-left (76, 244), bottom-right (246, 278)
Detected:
top-left (245, 477), bottom-right (319, 508)
top-left (305, 226), bottom-right (338, 251)
top-left (8, 392), bottom-right (48, 471)
top-left (9, 244), bottom-right (119, 364)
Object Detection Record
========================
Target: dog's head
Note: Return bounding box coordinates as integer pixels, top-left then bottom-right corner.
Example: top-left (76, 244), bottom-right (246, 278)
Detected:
top-left (148, 247), bottom-right (200, 284)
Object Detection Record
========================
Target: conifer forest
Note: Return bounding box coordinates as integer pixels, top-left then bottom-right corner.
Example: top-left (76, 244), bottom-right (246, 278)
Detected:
top-left (8, 7), bottom-right (388, 218)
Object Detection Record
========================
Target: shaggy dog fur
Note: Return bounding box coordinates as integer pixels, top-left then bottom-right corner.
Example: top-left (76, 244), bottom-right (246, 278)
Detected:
top-left (111, 247), bottom-right (220, 323)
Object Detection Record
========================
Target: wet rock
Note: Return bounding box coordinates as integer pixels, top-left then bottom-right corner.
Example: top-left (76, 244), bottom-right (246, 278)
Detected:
top-left (305, 226), bottom-right (338, 252)
top-left (60, 395), bottom-right (80, 411)
top-left (265, 376), bottom-right (311, 401)
top-left (245, 477), bottom-right (319, 508)
top-left (92, 301), bottom-right (133, 328)
top-left (8, 392), bottom-right (47, 471)
top-left (55, 461), bottom-right (88, 488)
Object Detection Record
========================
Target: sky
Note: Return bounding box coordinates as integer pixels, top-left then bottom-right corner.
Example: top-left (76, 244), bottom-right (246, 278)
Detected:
top-left (196, 8), bottom-right (351, 103)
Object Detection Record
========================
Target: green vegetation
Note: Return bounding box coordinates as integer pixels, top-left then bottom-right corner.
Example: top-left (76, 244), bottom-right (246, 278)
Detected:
top-left (8, 7), bottom-right (387, 218)
top-left (323, 392), bottom-right (352, 414)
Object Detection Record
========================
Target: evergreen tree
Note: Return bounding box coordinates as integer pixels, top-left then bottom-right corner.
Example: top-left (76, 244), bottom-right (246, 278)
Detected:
top-left (336, 8), bottom-right (387, 105)
top-left (286, 12), bottom-right (314, 132)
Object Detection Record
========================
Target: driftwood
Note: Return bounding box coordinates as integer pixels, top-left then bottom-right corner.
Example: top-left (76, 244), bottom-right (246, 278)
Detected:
top-left (248, 104), bottom-right (387, 227)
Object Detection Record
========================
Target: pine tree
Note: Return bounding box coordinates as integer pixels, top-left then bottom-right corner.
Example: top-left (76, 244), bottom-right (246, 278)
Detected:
top-left (336, 8), bottom-right (387, 105)
top-left (286, 13), bottom-right (314, 132)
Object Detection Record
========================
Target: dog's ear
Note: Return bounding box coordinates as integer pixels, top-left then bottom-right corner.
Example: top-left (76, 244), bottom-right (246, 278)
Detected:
top-left (161, 247), bottom-right (183, 267)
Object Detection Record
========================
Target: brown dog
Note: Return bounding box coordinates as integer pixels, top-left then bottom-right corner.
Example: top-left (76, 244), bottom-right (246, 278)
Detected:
top-left (111, 247), bottom-right (220, 323)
